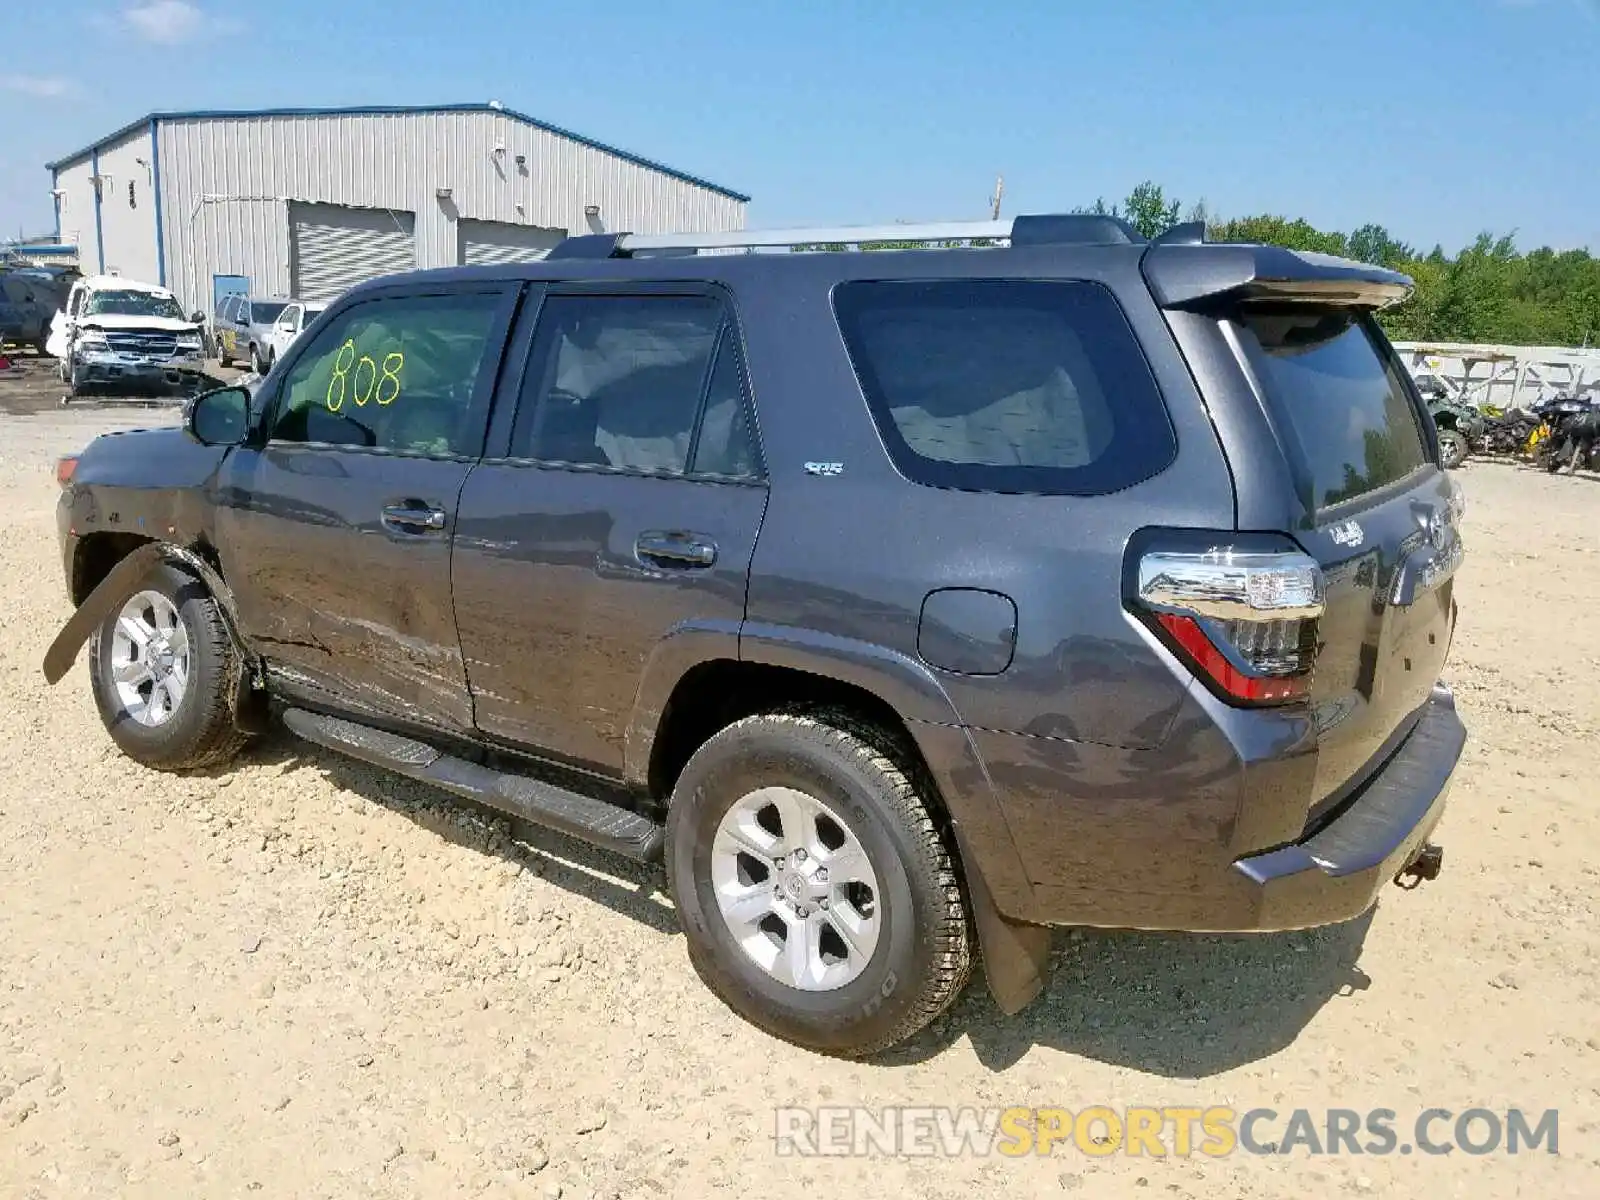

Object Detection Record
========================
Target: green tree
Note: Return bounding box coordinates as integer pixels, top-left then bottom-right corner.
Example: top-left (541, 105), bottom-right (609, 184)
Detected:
top-left (1121, 182), bottom-right (1182, 238)
top-left (1347, 224), bottom-right (1413, 268)
top-left (1076, 181), bottom-right (1598, 346)
top-left (1072, 183), bottom-right (1181, 237)
top-left (1209, 214), bottom-right (1347, 256)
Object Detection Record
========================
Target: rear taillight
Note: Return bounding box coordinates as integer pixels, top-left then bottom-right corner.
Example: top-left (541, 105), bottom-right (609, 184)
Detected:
top-left (55, 455), bottom-right (78, 488)
top-left (1135, 549), bottom-right (1324, 706)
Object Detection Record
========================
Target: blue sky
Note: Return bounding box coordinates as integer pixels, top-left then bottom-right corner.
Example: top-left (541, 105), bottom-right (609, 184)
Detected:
top-left (2, 0), bottom-right (1596, 253)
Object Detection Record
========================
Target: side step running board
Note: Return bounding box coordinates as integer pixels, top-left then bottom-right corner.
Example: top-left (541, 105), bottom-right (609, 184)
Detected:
top-left (281, 708), bottom-right (665, 863)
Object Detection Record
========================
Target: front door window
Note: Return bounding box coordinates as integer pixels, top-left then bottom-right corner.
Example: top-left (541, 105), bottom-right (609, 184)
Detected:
top-left (268, 291), bottom-right (505, 457)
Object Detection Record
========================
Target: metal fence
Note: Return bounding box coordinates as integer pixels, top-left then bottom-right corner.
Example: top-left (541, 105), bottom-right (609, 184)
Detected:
top-left (1392, 341), bottom-right (1600, 410)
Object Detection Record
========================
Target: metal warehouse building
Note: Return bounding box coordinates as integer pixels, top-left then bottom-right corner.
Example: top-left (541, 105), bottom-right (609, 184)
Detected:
top-left (46, 103), bottom-right (749, 317)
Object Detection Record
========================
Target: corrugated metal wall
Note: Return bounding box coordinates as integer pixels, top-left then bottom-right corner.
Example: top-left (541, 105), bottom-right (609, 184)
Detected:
top-left (458, 219), bottom-right (564, 265)
top-left (54, 159), bottom-right (95, 271)
top-left (156, 111), bottom-right (746, 314)
top-left (54, 126), bottom-right (163, 284)
top-left (94, 126), bottom-right (163, 287)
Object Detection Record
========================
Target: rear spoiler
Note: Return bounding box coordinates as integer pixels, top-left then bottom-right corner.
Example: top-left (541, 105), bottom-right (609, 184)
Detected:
top-left (1141, 237), bottom-right (1413, 312)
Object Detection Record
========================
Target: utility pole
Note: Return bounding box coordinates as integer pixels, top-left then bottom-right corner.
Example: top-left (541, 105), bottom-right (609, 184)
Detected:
top-left (990, 175), bottom-right (1004, 220)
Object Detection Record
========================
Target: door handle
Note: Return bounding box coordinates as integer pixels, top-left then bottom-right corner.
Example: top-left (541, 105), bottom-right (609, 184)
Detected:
top-left (635, 531), bottom-right (717, 567)
top-left (382, 503), bottom-right (447, 531)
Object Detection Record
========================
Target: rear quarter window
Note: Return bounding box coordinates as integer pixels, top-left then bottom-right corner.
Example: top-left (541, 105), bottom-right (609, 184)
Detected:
top-left (831, 279), bottom-right (1176, 495)
top-left (1233, 308), bottom-right (1432, 512)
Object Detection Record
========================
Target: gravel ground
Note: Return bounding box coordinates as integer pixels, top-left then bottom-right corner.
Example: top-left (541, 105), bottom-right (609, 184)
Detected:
top-left (1, 369), bottom-right (1597, 1198)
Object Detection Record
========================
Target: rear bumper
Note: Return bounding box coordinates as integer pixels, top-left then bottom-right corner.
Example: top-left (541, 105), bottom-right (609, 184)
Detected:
top-left (956, 682), bottom-right (1466, 933)
top-left (1231, 682), bottom-right (1464, 930)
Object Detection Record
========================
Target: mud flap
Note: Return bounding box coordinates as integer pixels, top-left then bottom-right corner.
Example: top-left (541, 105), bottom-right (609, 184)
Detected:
top-left (41, 542), bottom-right (167, 684)
top-left (45, 541), bottom-right (271, 733)
top-left (956, 829), bottom-right (1053, 1016)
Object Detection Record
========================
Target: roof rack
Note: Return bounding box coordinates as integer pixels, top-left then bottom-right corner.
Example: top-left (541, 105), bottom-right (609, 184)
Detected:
top-left (545, 213), bottom-right (1146, 260)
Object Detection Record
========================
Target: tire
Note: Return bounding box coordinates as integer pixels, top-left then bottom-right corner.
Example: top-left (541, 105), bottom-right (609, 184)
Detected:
top-left (251, 344), bottom-right (266, 375)
top-left (1437, 429), bottom-right (1468, 469)
top-left (666, 708), bottom-right (972, 1058)
top-left (88, 561), bottom-right (251, 771)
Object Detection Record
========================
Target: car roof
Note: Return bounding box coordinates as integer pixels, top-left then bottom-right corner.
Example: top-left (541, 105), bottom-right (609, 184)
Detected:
top-left (343, 242), bottom-right (1154, 298)
top-left (331, 216), bottom-right (1412, 314)
top-left (78, 274), bottom-right (175, 298)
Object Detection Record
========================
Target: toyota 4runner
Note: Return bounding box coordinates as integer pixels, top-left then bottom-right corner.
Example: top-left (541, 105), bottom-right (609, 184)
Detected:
top-left (45, 214), bottom-right (1467, 1058)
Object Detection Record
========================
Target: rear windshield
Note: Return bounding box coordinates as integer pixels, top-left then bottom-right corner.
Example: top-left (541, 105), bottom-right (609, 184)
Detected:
top-left (832, 279), bottom-right (1176, 495)
top-left (251, 301), bottom-right (288, 323)
top-left (1234, 308), bottom-right (1432, 511)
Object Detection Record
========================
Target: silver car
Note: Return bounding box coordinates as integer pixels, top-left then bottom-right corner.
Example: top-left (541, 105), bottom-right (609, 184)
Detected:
top-left (216, 295), bottom-right (290, 372)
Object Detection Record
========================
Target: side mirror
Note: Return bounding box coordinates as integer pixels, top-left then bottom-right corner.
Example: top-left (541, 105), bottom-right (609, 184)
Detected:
top-left (190, 310), bottom-right (205, 324)
top-left (184, 386), bottom-right (251, 446)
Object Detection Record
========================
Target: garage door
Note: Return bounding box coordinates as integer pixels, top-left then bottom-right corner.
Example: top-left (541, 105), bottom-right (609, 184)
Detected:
top-left (458, 219), bottom-right (565, 265)
top-left (289, 202), bottom-right (416, 302)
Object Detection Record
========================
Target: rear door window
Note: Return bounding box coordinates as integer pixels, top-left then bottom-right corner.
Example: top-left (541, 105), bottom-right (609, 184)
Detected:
top-left (1232, 308), bottom-right (1432, 512)
top-left (510, 293), bottom-right (763, 478)
top-left (831, 279), bottom-right (1176, 495)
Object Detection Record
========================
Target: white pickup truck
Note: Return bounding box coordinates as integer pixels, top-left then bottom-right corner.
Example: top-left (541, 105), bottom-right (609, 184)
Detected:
top-left (258, 300), bottom-right (327, 374)
top-left (46, 275), bottom-right (207, 401)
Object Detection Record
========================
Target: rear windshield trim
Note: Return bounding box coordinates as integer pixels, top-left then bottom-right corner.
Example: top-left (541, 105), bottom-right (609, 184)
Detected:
top-left (830, 278), bottom-right (1179, 497)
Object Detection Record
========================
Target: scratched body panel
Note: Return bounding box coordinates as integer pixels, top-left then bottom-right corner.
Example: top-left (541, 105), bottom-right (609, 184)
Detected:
top-left (210, 444), bottom-right (476, 732)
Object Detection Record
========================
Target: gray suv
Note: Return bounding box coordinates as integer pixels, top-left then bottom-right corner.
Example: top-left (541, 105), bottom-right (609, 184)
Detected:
top-left (215, 294), bottom-right (290, 372)
top-left (45, 213), bottom-right (1467, 1058)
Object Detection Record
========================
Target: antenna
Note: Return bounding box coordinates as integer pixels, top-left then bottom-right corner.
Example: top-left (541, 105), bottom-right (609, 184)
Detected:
top-left (990, 175), bottom-right (1004, 220)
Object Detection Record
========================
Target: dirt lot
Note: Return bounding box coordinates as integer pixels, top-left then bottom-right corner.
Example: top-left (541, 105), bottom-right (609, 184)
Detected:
top-left (1, 358), bottom-right (1597, 1198)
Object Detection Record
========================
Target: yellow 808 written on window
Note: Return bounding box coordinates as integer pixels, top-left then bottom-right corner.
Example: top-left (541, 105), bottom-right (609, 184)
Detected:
top-left (325, 339), bottom-right (405, 412)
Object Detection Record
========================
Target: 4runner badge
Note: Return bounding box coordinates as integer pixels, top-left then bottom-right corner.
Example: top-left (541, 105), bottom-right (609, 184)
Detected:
top-left (804, 462), bottom-right (844, 477)
top-left (1329, 519), bottom-right (1365, 548)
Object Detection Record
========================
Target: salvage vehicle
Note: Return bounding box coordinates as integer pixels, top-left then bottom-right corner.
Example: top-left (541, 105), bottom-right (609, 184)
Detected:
top-left (1425, 396), bottom-right (1485, 469)
top-left (1473, 406), bottom-right (1543, 458)
top-left (45, 275), bottom-right (207, 400)
top-left (258, 301), bottom-right (327, 372)
top-left (1410, 375), bottom-right (1484, 469)
top-left (43, 215), bottom-right (1467, 1058)
top-left (0, 268), bottom-right (67, 353)
top-left (1534, 396), bottom-right (1600, 474)
top-left (215, 294), bottom-right (291, 373)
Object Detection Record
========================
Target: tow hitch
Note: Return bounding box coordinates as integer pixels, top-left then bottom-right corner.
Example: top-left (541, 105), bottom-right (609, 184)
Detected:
top-left (1394, 842), bottom-right (1444, 889)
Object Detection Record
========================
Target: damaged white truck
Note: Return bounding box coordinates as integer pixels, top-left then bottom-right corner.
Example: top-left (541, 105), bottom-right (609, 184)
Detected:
top-left (46, 275), bottom-right (208, 402)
